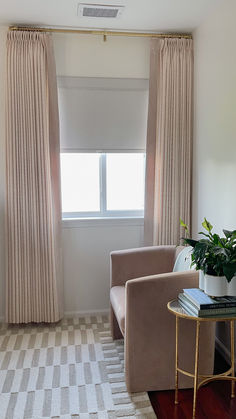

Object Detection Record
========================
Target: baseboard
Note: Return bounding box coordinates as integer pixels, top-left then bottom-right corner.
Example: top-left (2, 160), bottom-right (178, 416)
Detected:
top-left (215, 336), bottom-right (233, 366)
top-left (64, 309), bottom-right (110, 318)
top-left (0, 311), bottom-right (110, 323)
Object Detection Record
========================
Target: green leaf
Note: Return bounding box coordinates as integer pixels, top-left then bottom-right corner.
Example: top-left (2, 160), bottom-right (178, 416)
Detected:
top-left (212, 234), bottom-right (223, 246)
top-left (214, 247), bottom-right (229, 257)
top-left (222, 263), bottom-right (236, 283)
top-left (183, 238), bottom-right (198, 248)
top-left (202, 218), bottom-right (213, 233)
top-left (184, 217), bottom-right (236, 281)
top-left (180, 218), bottom-right (189, 232)
top-left (223, 229), bottom-right (233, 239)
top-left (223, 230), bottom-right (236, 243)
top-left (198, 232), bottom-right (211, 239)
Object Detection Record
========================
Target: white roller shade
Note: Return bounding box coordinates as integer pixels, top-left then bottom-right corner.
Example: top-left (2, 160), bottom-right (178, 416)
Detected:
top-left (58, 76), bottom-right (148, 151)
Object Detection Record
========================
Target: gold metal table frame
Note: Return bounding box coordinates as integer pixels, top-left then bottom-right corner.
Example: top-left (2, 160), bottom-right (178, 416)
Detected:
top-left (167, 299), bottom-right (236, 419)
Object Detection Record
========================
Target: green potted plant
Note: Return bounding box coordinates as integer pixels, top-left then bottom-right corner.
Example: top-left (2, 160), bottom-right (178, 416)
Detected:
top-left (180, 218), bottom-right (236, 296)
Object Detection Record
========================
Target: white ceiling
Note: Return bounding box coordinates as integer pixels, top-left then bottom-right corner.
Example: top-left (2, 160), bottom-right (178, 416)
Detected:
top-left (0, 0), bottom-right (223, 32)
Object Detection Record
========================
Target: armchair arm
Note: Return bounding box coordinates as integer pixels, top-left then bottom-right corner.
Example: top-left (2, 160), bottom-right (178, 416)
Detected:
top-left (125, 270), bottom-right (198, 322)
top-left (110, 245), bottom-right (180, 287)
top-left (124, 270), bottom-right (215, 392)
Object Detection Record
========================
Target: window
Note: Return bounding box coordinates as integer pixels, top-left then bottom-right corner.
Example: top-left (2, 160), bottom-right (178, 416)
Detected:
top-left (60, 153), bottom-right (100, 213)
top-left (106, 153), bottom-right (145, 211)
top-left (58, 76), bottom-right (148, 219)
top-left (61, 152), bottom-right (145, 218)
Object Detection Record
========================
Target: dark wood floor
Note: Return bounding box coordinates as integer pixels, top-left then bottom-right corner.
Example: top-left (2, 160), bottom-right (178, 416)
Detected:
top-left (148, 351), bottom-right (236, 418)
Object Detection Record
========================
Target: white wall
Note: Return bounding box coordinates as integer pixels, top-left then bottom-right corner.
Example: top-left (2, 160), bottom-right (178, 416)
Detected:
top-left (63, 219), bottom-right (144, 314)
top-left (193, 0), bottom-right (236, 357)
top-left (53, 33), bottom-right (150, 314)
top-left (193, 0), bottom-right (236, 236)
top-left (53, 33), bottom-right (150, 79)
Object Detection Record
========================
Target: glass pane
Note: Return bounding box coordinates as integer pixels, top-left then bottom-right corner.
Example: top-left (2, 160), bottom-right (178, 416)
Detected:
top-left (106, 153), bottom-right (145, 211)
top-left (60, 153), bottom-right (100, 213)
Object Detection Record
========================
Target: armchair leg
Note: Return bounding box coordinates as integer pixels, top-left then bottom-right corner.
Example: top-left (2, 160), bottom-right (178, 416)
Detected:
top-left (110, 306), bottom-right (123, 340)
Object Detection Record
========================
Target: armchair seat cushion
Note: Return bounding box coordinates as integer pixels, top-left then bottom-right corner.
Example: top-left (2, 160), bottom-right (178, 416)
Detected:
top-left (110, 286), bottom-right (125, 335)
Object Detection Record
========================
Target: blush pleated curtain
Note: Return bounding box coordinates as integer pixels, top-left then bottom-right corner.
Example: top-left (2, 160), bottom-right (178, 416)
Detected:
top-left (6, 31), bottom-right (63, 323)
top-left (144, 38), bottom-right (193, 245)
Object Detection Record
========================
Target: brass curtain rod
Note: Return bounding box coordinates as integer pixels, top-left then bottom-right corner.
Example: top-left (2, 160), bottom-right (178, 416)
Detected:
top-left (9, 26), bottom-right (192, 40)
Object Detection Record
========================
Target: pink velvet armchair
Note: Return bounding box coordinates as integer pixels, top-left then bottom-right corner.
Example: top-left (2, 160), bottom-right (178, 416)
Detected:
top-left (110, 245), bottom-right (215, 393)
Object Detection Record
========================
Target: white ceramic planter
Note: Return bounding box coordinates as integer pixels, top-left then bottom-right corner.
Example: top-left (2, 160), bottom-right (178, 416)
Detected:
top-left (199, 270), bottom-right (205, 290)
top-left (202, 273), bottom-right (236, 297)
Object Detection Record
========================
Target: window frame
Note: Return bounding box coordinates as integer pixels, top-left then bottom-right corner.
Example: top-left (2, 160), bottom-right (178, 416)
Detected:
top-left (61, 151), bottom-right (145, 220)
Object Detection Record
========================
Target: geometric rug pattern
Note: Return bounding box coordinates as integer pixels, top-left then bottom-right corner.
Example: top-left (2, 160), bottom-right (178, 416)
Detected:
top-left (0, 315), bottom-right (156, 418)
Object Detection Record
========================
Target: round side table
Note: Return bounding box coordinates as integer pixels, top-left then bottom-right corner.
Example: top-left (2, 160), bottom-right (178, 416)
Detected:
top-left (167, 299), bottom-right (236, 419)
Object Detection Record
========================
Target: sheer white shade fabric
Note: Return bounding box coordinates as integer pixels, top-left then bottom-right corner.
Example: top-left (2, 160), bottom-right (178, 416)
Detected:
top-left (58, 77), bottom-right (149, 151)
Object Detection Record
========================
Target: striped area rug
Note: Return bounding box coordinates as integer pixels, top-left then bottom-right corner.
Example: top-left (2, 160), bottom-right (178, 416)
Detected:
top-left (0, 316), bottom-right (156, 419)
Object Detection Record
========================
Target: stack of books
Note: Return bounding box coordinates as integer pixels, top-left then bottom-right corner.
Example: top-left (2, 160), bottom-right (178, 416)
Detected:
top-left (178, 288), bottom-right (236, 317)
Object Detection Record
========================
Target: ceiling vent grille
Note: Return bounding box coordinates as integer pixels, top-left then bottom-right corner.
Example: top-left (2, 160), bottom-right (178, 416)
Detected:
top-left (78, 4), bottom-right (124, 18)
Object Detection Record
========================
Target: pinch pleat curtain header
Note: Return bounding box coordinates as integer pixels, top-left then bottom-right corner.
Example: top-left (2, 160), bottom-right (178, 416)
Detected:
top-left (6, 30), bottom-right (63, 323)
top-left (144, 38), bottom-right (193, 245)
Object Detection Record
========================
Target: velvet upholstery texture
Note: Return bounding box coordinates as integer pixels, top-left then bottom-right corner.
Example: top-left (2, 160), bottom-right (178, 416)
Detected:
top-left (110, 246), bottom-right (215, 393)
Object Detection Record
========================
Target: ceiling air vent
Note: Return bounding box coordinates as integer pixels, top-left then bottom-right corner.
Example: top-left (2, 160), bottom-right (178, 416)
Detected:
top-left (78, 3), bottom-right (124, 18)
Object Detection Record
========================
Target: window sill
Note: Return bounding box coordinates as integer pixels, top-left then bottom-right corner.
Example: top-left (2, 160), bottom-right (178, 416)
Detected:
top-left (62, 216), bottom-right (144, 229)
